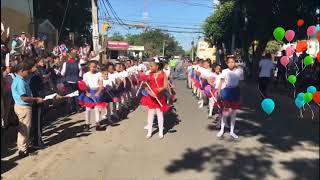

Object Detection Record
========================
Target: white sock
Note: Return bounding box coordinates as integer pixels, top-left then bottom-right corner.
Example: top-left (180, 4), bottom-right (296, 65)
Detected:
top-left (230, 110), bottom-right (238, 138)
top-left (208, 97), bottom-right (214, 116)
top-left (85, 107), bottom-right (93, 125)
top-left (147, 109), bottom-right (156, 136)
top-left (95, 107), bottom-right (101, 124)
top-left (217, 114), bottom-right (226, 137)
top-left (156, 109), bottom-right (164, 137)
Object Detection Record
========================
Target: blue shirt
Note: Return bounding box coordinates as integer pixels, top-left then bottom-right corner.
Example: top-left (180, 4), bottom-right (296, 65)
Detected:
top-left (11, 74), bottom-right (33, 105)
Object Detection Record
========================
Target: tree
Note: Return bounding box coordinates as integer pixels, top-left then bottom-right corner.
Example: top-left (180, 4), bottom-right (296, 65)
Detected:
top-left (108, 32), bottom-right (125, 41)
top-left (126, 29), bottom-right (184, 57)
top-left (203, 0), bottom-right (236, 53)
top-left (203, 0), bottom-right (317, 76)
top-left (34, 0), bottom-right (92, 47)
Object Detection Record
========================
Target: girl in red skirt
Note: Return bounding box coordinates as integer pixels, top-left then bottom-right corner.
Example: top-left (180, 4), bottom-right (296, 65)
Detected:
top-left (140, 58), bottom-right (170, 139)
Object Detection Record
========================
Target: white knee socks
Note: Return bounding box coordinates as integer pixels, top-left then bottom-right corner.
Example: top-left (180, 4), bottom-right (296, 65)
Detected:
top-left (217, 109), bottom-right (238, 138)
top-left (94, 107), bottom-right (102, 124)
top-left (85, 107), bottom-right (93, 125)
top-left (208, 97), bottom-right (214, 117)
top-left (146, 109), bottom-right (164, 138)
top-left (156, 109), bottom-right (164, 137)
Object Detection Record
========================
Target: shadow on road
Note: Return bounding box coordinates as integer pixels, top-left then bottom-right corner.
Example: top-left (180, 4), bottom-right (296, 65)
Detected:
top-left (168, 81), bottom-right (319, 179)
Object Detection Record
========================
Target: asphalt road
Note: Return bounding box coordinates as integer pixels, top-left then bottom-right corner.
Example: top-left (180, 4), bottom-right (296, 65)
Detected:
top-left (1, 80), bottom-right (319, 180)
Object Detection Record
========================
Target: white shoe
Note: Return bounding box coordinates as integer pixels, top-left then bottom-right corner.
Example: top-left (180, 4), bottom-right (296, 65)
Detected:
top-left (216, 131), bottom-right (224, 138)
top-left (159, 134), bottom-right (164, 139)
top-left (144, 125), bottom-right (148, 130)
top-left (198, 103), bottom-right (203, 109)
top-left (146, 133), bottom-right (152, 139)
top-left (230, 132), bottom-right (239, 139)
top-left (198, 101), bottom-right (202, 104)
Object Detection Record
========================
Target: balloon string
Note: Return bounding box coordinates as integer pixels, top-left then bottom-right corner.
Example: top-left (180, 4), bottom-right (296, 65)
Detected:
top-left (258, 85), bottom-right (266, 99)
top-left (296, 66), bottom-right (306, 77)
top-left (307, 103), bottom-right (314, 120)
top-left (294, 62), bottom-right (299, 76)
top-left (299, 109), bottom-right (304, 118)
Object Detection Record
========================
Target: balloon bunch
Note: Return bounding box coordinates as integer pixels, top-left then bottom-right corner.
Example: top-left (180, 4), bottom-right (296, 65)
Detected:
top-left (295, 86), bottom-right (319, 119)
top-left (261, 20), bottom-right (319, 116)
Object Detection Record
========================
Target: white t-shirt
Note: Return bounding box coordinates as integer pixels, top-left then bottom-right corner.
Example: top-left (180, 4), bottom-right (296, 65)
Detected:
top-left (103, 79), bottom-right (113, 87)
top-left (259, 59), bottom-right (274, 77)
top-left (121, 70), bottom-right (129, 78)
top-left (200, 68), bottom-right (212, 79)
top-left (220, 68), bottom-right (242, 88)
top-left (83, 72), bottom-right (102, 90)
top-left (208, 73), bottom-right (221, 89)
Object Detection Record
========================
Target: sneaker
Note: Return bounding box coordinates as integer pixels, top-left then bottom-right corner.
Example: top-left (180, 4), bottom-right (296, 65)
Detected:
top-left (208, 115), bottom-right (213, 119)
top-left (159, 134), bottom-right (164, 139)
top-left (216, 131), bottom-right (224, 138)
top-left (96, 125), bottom-right (104, 131)
top-left (18, 150), bottom-right (29, 158)
top-left (146, 133), bottom-right (152, 139)
top-left (144, 125), bottom-right (149, 130)
top-left (230, 132), bottom-right (239, 139)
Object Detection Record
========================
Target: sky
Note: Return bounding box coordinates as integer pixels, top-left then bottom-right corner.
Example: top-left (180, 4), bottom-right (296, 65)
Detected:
top-left (98, 0), bottom-right (215, 51)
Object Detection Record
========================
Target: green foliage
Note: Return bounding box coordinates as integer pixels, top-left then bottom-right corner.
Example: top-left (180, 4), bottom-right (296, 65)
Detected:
top-left (203, 1), bottom-right (235, 45)
top-left (126, 29), bottom-right (184, 57)
top-left (109, 32), bottom-right (125, 41)
top-left (264, 40), bottom-right (282, 54)
top-left (34, 0), bottom-right (92, 46)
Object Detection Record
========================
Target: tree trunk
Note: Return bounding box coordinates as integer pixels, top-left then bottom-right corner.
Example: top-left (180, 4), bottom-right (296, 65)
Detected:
top-left (252, 35), bottom-right (269, 77)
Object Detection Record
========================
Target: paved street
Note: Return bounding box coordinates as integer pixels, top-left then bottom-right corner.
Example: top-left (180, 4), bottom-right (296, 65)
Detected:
top-left (1, 80), bottom-right (319, 180)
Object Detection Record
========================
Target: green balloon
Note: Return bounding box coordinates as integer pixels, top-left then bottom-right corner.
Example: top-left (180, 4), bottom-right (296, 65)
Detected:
top-left (304, 92), bottom-right (313, 103)
top-left (273, 27), bottom-right (285, 41)
top-left (287, 75), bottom-right (296, 84)
top-left (303, 55), bottom-right (313, 66)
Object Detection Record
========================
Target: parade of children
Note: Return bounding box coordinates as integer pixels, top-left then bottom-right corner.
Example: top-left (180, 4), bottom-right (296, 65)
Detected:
top-left (186, 55), bottom-right (244, 139)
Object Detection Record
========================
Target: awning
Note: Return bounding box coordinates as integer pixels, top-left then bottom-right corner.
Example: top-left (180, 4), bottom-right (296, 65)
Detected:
top-left (107, 41), bottom-right (129, 50)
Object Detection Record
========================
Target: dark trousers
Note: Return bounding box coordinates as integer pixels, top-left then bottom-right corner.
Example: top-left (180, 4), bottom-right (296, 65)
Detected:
top-left (31, 105), bottom-right (43, 146)
top-left (259, 77), bottom-right (270, 98)
top-left (67, 82), bottom-right (79, 113)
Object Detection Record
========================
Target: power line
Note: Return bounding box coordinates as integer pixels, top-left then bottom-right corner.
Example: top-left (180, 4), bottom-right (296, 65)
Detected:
top-left (160, 0), bottom-right (214, 9)
top-left (104, 0), bottom-right (129, 30)
top-left (99, 16), bottom-right (203, 28)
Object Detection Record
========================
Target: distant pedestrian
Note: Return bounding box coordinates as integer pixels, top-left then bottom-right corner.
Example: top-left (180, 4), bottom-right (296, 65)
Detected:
top-left (258, 53), bottom-right (274, 98)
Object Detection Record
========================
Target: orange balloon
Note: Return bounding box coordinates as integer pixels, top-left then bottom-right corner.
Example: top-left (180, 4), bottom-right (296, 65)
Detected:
top-left (296, 41), bottom-right (308, 53)
top-left (317, 31), bottom-right (320, 42)
top-left (297, 19), bottom-right (304, 27)
top-left (313, 91), bottom-right (320, 104)
top-left (317, 52), bottom-right (320, 63)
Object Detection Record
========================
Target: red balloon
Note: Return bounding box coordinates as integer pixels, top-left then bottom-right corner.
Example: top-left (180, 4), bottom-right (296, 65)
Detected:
top-left (313, 91), bottom-right (320, 104)
top-left (297, 19), bottom-right (304, 27)
top-left (296, 41), bottom-right (308, 53)
top-left (317, 52), bottom-right (320, 63)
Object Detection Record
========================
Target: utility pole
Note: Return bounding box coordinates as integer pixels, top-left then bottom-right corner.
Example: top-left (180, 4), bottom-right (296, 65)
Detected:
top-left (191, 35), bottom-right (195, 61)
top-left (91, 0), bottom-right (99, 54)
top-left (162, 40), bottom-right (165, 57)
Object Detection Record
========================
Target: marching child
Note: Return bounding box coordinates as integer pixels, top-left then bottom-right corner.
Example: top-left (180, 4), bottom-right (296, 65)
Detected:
top-left (140, 58), bottom-right (170, 139)
top-left (79, 61), bottom-right (106, 131)
top-left (216, 56), bottom-right (243, 139)
top-left (207, 64), bottom-right (222, 119)
top-left (101, 66), bottom-right (115, 123)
